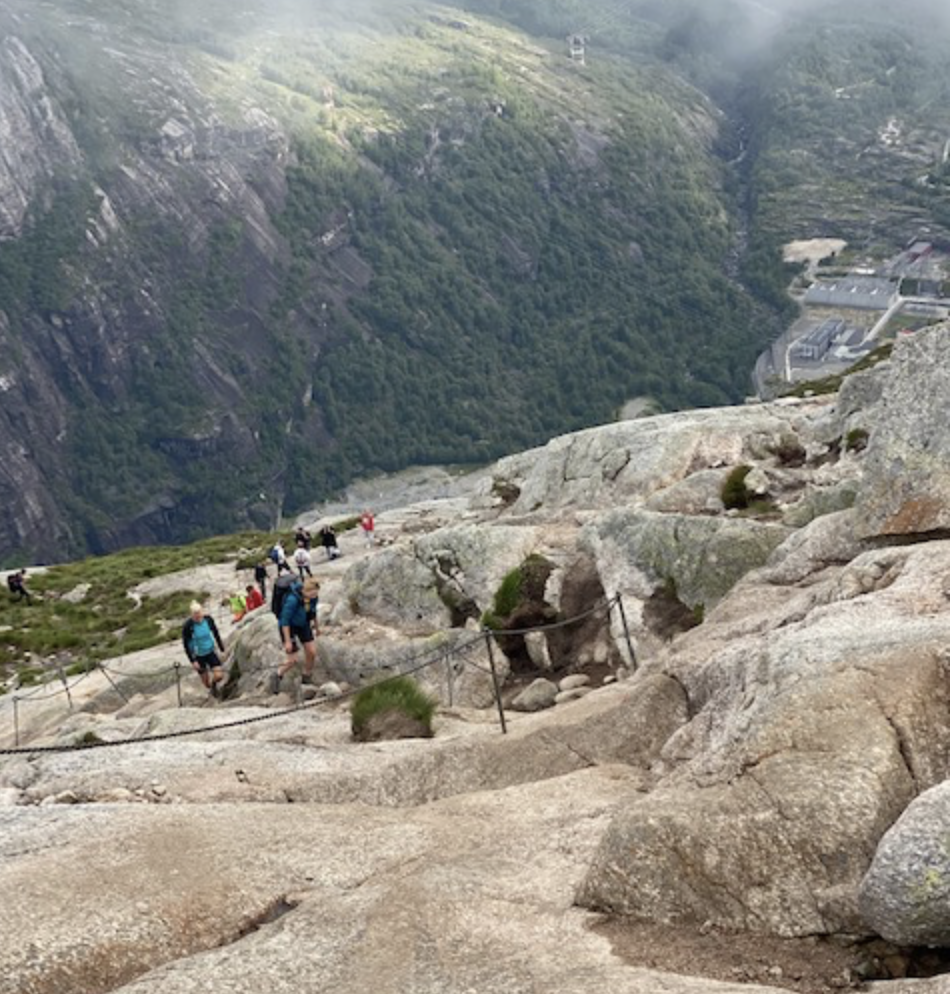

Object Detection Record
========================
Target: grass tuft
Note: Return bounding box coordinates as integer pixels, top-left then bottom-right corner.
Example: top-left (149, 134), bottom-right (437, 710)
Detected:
top-left (350, 676), bottom-right (436, 741)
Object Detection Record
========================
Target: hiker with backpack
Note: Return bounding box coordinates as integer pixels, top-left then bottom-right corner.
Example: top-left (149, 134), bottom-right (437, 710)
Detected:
top-left (270, 541), bottom-right (292, 575)
top-left (295, 526), bottom-right (312, 551)
top-left (269, 575), bottom-right (319, 694)
top-left (182, 602), bottom-right (227, 697)
top-left (6, 570), bottom-right (31, 604)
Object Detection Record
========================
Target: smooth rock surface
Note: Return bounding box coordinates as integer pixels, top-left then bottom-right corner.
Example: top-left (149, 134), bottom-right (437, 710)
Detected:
top-left (859, 779), bottom-right (950, 946)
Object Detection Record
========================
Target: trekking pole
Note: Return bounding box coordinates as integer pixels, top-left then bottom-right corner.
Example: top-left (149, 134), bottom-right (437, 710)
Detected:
top-left (12, 695), bottom-right (19, 747)
top-left (174, 661), bottom-right (183, 708)
top-left (614, 593), bottom-right (638, 673)
top-left (58, 665), bottom-right (74, 712)
top-left (483, 630), bottom-right (508, 735)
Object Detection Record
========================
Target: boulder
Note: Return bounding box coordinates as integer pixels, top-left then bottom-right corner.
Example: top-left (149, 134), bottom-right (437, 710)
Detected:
top-left (511, 678), bottom-right (558, 712)
top-left (644, 468), bottom-right (728, 515)
top-left (555, 688), bottom-right (592, 705)
top-left (854, 325), bottom-right (950, 538)
top-left (780, 479), bottom-right (859, 528)
top-left (341, 546), bottom-right (450, 632)
top-left (859, 780), bottom-right (950, 946)
top-left (412, 523), bottom-right (540, 615)
top-left (581, 508), bottom-right (790, 613)
top-left (524, 630), bottom-right (553, 670)
top-left (317, 630), bottom-right (508, 710)
top-left (61, 583), bottom-right (91, 603)
top-left (817, 359), bottom-right (892, 444)
top-left (559, 674), bottom-right (591, 692)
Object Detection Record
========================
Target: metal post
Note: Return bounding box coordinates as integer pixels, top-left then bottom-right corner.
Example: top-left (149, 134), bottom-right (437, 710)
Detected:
top-left (444, 649), bottom-right (455, 708)
top-left (58, 666), bottom-right (74, 712)
top-left (99, 663), bottom-right (130, 705)
top-left (483, 631), bottom-right (508, 735)
top-left (13, 696), bottom-right (19, 747)
top-left (614, 593), bottom-right (638, 673)
top-left (174, 662), bottom-right (183, 708)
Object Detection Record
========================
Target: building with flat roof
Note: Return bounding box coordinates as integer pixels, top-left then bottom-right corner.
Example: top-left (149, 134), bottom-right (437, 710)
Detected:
top-left (790, 318), bottom-right (846, 361)
top-left (804, 276), bottom-right (899, 311)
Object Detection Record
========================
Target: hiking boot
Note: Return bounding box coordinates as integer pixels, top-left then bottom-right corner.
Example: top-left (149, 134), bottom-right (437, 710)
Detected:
top-left (210, 681), bottom-right (220, 699)
top-left (268, 671), bottom-right (281, 695)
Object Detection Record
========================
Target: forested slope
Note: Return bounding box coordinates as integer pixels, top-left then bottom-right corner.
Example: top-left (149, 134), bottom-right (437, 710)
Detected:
top-left (1, 0), bottom-right (949, 563)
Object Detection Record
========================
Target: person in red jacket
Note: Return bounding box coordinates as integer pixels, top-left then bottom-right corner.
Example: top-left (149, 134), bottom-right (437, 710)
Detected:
top-left (245, 584), bottom-right (264, 612)
top-left (360, 509), bottom-right (375, 549)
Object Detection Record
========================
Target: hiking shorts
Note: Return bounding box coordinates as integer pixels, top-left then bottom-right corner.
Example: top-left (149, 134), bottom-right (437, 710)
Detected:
top-left (286, 624), bottom-right (314, 648)
top-left (194, 652), bottom-right (222, 672)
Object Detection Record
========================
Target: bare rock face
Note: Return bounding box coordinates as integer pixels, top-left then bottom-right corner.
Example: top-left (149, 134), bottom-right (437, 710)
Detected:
top-left (485, 402), bottom-right (825, 515)
top-left (859, 779), bottom-right (950, 946)
top-left (0, 35), bottom-right (82, 238)
top-left (854, 324), bottom-right (950, 538)
top-left (0, 767), bottom-right (797, 994)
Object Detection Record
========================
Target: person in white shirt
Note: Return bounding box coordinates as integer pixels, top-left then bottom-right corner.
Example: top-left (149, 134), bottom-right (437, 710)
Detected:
top-left (293, 542), bottom-right (312, 578)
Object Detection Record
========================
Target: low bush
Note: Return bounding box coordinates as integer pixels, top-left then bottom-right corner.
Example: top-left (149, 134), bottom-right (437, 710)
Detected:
top-left (721, 465), bottom-right (753, 510)
top-left (351, 676), bottom-right (436, 742)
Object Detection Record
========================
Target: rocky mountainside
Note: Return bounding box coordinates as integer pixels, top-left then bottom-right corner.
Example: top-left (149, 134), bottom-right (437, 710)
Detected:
top-left (2, 325), bottom-right (950, 992)
top-left (0, 0), bottom-right (772, 563)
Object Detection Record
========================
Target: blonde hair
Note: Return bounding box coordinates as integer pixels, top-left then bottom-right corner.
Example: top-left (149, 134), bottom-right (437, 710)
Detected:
top-left (189, 600), bottom-right (203, 614)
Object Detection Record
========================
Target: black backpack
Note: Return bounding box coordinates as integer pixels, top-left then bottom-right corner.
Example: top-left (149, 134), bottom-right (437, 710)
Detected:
top-left (271, 573), bottom-right (299, 618)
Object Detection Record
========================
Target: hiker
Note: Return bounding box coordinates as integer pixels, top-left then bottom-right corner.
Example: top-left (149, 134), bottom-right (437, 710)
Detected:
top-left (182, 602), bottom-right (226, 697)
top-left (303, 576), bottom-right (320, 635)
top-left (245, 584), bottom-right (264, 612)
top-left (320, 524), bottom-right (341, 561)
top-left (360, 509), bottom-right (375, 548)
top-left (254, 560), bottom-right (268, 599)
top-left (229, 591), bottom-right (247, 622)
top-left (270, 576), bottom-right (317, 693)
top-left (293, 541), bottom-right (312, 579)
top-left (7, 570), bottom-right (31, 604)
top-left (295, 526), bottom-right (312, 551)
top-left (270, 541), bottom-right (292, 575)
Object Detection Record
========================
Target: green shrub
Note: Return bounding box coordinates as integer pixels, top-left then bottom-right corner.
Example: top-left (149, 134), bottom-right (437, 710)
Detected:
top-left (722, 465), bottom-right (753, 510)
top-left (492, 567), bottom-right (524, 619)
top-left (350, 676), bottom-right (436, 741)
top-left (333, 516), bottom-right (361, 533)
top-left (845, 428), bottom-right (869, 452)
top-left (480, 609), bottom-right (502, 630)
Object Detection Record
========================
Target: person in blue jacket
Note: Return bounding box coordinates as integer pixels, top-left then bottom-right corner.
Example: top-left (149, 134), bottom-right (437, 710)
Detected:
top-left (269, 576), bottom-right (318, 694)
top-left (182, 601), bottom-right (226, 697)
